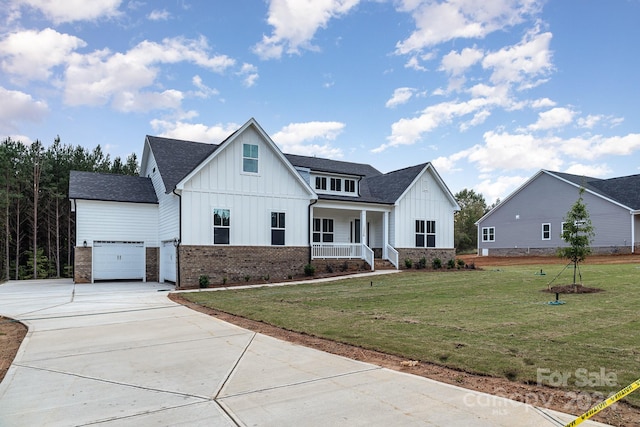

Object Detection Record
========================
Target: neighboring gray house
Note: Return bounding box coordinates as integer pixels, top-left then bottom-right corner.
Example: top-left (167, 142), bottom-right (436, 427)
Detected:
top-left (476, 170), bottom-right (640, 256)
top-left (70, 118), bottom-right (460, 287)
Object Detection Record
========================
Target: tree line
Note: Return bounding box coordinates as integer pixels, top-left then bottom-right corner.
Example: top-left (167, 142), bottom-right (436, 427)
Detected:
top-left (0, 136), bottom-right (138, 282)
top-left (454, 189), bottom-right (499, 254)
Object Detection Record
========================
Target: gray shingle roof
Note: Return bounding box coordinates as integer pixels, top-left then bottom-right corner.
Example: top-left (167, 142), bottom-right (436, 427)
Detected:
top-left (69, 171), bottom-right (158, 204)
top-left (146, 135), bottom-right (219, 193)
top-left (365, 163), bottom-right (427, 203)
top-left (547, 170), bottom-right (640, 210)
top-left (144, 134), bottom-right (433, 205)
top-left (285, 154), bottom-right (381, 178)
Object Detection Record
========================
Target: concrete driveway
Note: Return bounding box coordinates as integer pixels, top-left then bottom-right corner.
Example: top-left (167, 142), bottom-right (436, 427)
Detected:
top-left (0, 279), bottom-right (609, 426)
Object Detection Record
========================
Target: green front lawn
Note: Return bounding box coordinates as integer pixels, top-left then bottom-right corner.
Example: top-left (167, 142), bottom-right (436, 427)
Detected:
top-left (181, 264), bottom-right (640, 405)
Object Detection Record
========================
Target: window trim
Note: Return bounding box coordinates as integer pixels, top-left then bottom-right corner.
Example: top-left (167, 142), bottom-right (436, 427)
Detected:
top-left (482, 226), bottom-right (495, 242)
top-left (315, 176), bottom-right (327, 190)
top-left (242, 143), bottom-right (259, 174)
top-left (542, 223), bottom-right (551, 240)
top-left (415, 219), bottom-right (436, 248)
top-left (213, 208), bottom-right (230, 245)
top-left (271, 212), bottom-right (285, 246)
top-left (313, 217), bottom-right (334, 243)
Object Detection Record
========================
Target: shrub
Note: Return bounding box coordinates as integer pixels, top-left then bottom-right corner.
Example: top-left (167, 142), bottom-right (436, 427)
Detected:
top-left (447, 259), bottom-right (456, 269)
top-left (304, 263), bottom-right (316, 276)
top-left (326, 264), bottom-right (334, 273)
top-left (340, 261), bottom-right (349, 272)
top-left (199, 275), bottom-right (210, 288)
top-left (404, 258), bottom-right (413, 269)
top-left (244, 275), bottom-right (251, 282)
top-left (222, 277), bottom-right (228, 285)
top-left (432, 258), bottom-right (442, 269)
top-left (417, 257), bottom-right (427, 269)
top-left (457, 259), bottom-right (466, 269)
top-left (263, 274), bottom-right (270, 282)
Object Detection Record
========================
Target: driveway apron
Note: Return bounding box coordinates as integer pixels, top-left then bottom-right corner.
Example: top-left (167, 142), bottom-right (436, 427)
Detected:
top-left (0, 280), bottom-right (610, 426)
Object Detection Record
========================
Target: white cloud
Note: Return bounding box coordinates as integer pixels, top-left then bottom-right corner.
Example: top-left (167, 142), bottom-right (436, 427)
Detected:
top-left (272, 121), bottom-right (345, 158)
top-left (439, 47), bottom-right (484, 75)
top-left (375, 88), bottom-right (512, 152)
top-left (385, 87), bottom-right (415, 108)
top-left (560, 134), bottom-right (640, 160)
top-left (482, 28), bottom-right (553, 88)
top-left (64, 36), bottom-right (235, 111)
top-left (238, 63), bottom-right (259, 87)
top-left (530, 97), bottom-right (556, 108)
top-left (527, 107), bottom-right (575, 131)
top-left (0, 86), bottom-right (49, 133)
top-left (459, 109), bottom-right (490, 131)
top-left (466, 130), bottom-right (563, 172)
top-left (16, 0), bottom-right (122, 24)
top-left (395, 0), bottom-right (543, 54)
top-left (150, 119), bottom-right (240, 143)
top-left (112, 89), bottom-right (184, 113)
top-left (577, 114), bottom-right (602, 129)
top-left (475, 174), bottom-right (528, 205)
top-left (191, 75), bottom-right (219, 98)
top-left (253, 0), bottom-right (360, 59)
top-left (0, 28), bottom-right (86, 82)
top-left (148, 9), bottom-right (170, 21)
top-left (563, 163), bottom-right (611, 177)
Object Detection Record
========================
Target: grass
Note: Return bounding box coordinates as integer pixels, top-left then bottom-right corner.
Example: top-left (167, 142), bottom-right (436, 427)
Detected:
top-left (181, 263), bottom-right (640, 405)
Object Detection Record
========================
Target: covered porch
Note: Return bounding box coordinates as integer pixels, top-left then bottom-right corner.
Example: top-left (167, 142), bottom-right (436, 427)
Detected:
top-left (310, 203), bottom-right (398, 270)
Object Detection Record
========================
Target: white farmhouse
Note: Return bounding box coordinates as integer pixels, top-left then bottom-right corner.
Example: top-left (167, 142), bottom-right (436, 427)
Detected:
top-left (70, 118), bottom-right (460, 287)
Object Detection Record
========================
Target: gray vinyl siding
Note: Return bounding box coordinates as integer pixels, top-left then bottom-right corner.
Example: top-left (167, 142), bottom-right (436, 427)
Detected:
top-left (478, 172), bottom-right (633, 253)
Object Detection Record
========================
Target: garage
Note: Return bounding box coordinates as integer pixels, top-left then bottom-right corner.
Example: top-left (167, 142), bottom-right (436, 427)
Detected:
top-left (160, 240), bottom-right (177, 283)
top-left (93, 241), bottom-right (145, 281)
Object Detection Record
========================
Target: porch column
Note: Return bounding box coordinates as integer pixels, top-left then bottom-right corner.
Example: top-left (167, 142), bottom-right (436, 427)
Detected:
top-left (360, 210), bottom-right (367, 247)
top-left (310, 204), bottom-right (315, 257)
top-left (383, 211), bottom-right (389, 259)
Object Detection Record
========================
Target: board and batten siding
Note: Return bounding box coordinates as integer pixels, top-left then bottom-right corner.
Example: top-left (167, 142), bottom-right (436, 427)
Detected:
top-left (75, 200), bottom-right (158, 246)
top-left (393, 168), bottom-right (456, 249)
top-left (478, 172), bottom-right (633, 251)
top-left (144, 149), bottom-right (180, 242)
top-left (180, 127), bottom-right (312, 246)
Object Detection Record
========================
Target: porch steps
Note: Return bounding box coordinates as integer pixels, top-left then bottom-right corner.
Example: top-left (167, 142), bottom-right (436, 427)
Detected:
top-left (374, 259), bottom-right (397, 270)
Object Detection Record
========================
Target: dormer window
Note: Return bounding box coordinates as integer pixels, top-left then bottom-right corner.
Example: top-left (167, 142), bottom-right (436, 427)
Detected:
top-left (315, 177), bottom-right (327, 190)
top-left (345, 179), bottom-right (355, 193)
top-left (243, 144), bottom-right (258, 173)
top-left (330, 178), bottom-right (341, 192)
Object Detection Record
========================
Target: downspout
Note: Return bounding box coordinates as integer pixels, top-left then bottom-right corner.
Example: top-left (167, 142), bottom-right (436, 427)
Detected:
top-left (173, 189), bottom-right (182, 288)
top-left (308, 199), bottom-right (318, 264)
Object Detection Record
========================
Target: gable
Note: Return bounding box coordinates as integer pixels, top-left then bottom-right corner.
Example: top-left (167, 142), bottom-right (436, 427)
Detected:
top-left (145, 135), bottom-right (218, 194)
top-left (176, 119), bottom-right (315, 198)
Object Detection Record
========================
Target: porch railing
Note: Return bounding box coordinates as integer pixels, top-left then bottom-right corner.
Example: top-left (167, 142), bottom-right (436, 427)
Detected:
top-left (363, 244), bottom-right (374, 271)
top-left (386, 244), bottom-right (399, 269)
top-left (311, 243), bottom-right (376, 271)
top-left (312, 243), bottom-right (363, 259)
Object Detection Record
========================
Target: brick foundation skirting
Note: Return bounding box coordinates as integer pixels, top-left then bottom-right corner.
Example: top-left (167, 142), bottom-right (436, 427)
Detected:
top-left (483, 246), bottom-right (634, 257)
top-left (396, 248), bottom-right (456, 270)
top-left (146, 247), bottom-right (159, 282)
top-left (73, 245), bottom-right (160, 283)
top-left (74, 246), bottom-right (92, 283)
top-left (177, 245), bottom-right (309, 289)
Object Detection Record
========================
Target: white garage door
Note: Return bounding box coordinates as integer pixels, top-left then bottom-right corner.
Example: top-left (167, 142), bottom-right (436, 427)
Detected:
top-left (93, 241), bottom-right (145, 281)
top-left (160, 241), bottom-right (176, 283)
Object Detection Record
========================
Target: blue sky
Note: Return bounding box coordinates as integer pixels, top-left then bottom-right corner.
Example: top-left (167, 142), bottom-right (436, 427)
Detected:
top-left (2, 0), bottom-right (639, 203)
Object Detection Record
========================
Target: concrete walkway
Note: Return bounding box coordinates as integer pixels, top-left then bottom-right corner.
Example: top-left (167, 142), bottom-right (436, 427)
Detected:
top-left (0, 279), bottom-right (609, 426)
